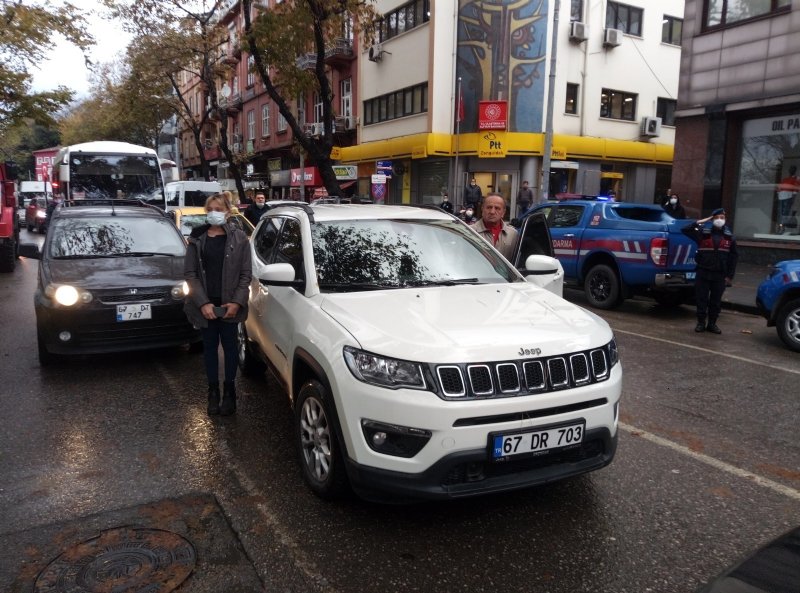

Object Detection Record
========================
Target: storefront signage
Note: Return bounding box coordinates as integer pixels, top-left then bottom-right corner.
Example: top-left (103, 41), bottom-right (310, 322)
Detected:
top-left (332, 165), bottom-right (357, 180)
top-left (743, 114), bottom-right (800, 138)
top-left (290, 167), bottom-right (321, 186)
top-left (371, 174), bottom-right (387, 184)
top-left (478, 100), bottom-right (508, 130)
top-left (552, 147), bottom-right (567, 160)
top-left (478, 131), bottom-right (507, 158)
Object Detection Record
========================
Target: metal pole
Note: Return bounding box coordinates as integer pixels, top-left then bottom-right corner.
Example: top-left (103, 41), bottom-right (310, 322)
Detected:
top-left (541, 0), bottom-right (560, 203)
top-left (454, 77), bottom-right (462, 207)
top-left (300, 150), bottom-right (305, 201)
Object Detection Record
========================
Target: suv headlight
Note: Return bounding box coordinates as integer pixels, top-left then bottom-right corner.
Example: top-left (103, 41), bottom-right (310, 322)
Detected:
top-left (44, 284), bottom-right (93, 306)
top-left (607, 337), bottom-right (619, 367)
top-left (171, 281), bottom-right (189, 299)
top-left (343, 346), bottom-right (427, 390)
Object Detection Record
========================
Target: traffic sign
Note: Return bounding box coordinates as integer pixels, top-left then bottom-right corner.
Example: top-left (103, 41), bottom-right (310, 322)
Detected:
top-left (371, 174), bottom-right (387, 184)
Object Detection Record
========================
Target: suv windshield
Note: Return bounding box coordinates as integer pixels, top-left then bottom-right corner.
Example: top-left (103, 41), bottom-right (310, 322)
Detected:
top-left (311, 219), bottom-right (518, 288)
top-left (48, 216), bottom-right (185, 258)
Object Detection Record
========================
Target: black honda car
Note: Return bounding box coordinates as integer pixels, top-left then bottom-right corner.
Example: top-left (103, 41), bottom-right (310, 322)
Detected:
top-left (20, 200), bottom-right (200, 365)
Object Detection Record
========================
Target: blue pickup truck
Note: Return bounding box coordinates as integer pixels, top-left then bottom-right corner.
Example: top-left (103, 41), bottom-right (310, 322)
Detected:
top-left (522, 200), bottom-right (698, 309)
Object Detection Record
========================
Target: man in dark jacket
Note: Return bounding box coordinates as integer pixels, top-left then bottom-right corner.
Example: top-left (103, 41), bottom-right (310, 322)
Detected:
top-left (682, 208), bottom-right (738, 334)
top-left (244, 192), bottom-right (269, 226)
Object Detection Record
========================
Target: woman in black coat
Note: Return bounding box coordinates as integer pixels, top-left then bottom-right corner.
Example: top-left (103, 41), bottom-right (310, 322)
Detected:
top-left (663, 193), bottom-right (687, 218)
top-left (184, 193), bottom-right (252, 416)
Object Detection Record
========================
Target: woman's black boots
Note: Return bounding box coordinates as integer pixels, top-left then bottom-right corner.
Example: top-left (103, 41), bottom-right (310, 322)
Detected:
top-left (220, 382), bottom-right (237, 416)
top-left (207, 382), bottom-right (221, 416)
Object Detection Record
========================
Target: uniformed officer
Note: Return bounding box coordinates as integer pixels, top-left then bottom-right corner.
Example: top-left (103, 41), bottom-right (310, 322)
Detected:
top-left (682, 208), bottom-right (738, 334)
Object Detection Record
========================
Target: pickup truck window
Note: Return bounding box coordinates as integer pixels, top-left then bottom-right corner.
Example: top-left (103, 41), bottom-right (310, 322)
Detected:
top-left (611, 205), bottom-right (668, 222)
top-left (551, 206), bottom-right (584, 227)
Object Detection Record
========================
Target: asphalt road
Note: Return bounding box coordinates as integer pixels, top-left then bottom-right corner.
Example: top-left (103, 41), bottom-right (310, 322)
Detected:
top-left (1, 229), bottom-right (798, 593)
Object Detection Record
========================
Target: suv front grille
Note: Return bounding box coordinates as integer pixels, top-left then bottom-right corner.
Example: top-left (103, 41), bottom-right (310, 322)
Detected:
top-left (96, 288), bottom-right (172, 305)
top-left (433, 347), bottom-right (611, 400)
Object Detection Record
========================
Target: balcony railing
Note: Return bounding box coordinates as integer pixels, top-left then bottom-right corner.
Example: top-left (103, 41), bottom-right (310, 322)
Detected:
top-left (324, 38), bottom-right (354, 65)
top-left (295, 53), bottom-right (317, 70)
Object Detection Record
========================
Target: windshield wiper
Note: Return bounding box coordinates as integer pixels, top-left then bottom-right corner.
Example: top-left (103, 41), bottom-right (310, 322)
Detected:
top-left (404, 278), bottom-right (481, 286)
top-left (319, 282), bottom-right (399, 292)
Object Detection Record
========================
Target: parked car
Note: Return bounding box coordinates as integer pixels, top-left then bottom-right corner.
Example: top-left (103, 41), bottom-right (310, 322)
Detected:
top-left (239, 203), bottom-right (619, 501)
top-left (25, 197), bottom-right (49, 233)
top-left (169, 206), bottom-right (255, 238)
top-left (519, 199), bottom-right (698, 309)
top-left (756, 259), bottom-right (800, 352)
top-left (19, 199), bottom-right (201, 365)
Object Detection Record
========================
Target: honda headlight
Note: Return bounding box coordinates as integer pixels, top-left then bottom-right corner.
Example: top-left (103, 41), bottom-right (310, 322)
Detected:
top-left (45, 284), bottom-right (93, 306)
top-left (343, 346), bottom-right (427, 390)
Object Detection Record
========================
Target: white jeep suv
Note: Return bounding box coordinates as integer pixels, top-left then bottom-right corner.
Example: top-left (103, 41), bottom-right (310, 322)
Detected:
top-left (240, 204), bottom-right (621, 501)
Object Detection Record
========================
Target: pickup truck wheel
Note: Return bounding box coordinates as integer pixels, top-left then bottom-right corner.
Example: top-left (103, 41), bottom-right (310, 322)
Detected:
top-left (295, 380), bottom-right (349, 499)
top-left (237, 322), bottom-right (265, 376)
top-left (776, 298), bottom-right (800, 352)
top-left (584, 264), bottom-right (621, 309)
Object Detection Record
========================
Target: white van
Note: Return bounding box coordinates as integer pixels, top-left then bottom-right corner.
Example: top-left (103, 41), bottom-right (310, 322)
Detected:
top-left (165, 181), bottom-right (222, 210)
top-left (18, 181), bottom-right (53, 223)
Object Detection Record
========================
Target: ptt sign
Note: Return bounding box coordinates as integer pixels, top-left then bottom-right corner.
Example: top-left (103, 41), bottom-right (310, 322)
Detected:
top-left (478, 131), bottom-right (507, 158)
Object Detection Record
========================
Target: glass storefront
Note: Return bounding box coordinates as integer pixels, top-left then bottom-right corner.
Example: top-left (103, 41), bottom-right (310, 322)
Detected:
top-left (735, 113), bottom-right (800, 241)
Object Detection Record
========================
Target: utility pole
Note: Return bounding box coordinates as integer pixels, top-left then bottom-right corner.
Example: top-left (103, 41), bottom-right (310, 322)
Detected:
top-left (541, 0), bottom-right (560, 203)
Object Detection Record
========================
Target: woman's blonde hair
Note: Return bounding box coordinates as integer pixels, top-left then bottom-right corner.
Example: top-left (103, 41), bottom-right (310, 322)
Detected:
top-left (205, 192), bottom-right (232, 211)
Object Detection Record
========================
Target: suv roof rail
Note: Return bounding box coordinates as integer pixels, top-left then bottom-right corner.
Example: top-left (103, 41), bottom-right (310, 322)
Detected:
top-left (270, 202), bottom-right (315, 223)
top-left (59, 198), bottom-right (168, 217)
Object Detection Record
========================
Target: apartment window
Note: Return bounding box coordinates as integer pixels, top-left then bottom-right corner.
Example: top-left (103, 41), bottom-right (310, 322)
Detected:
top-left (278, 112), bottom-right (287, 132)
top-left (571, 0), bottom-right (583, 21)
top-left (600, 88), bottom-right (637, 121)
top-left (378, 0), bottom-right (430, 42)
top-left (247, 56), bottom-right (256, 87)
top-left (297, 95), bottom-right (306, 127)
top-left (705, 0), bottom-right (790, 29)
top-left (340, 78), bottom-right (352, 118)
top-left (606, 1), bottom-right (643, 36)
top-left (261, 104), bottom-right (270, 136)
top-left (656, 98), bottom-right (677, 126)
top-left (363, 82), bottom-right (428, 125)
top-left (247, 110), bottom-right (255, 140)
top-left (565, 83), bottom-right (579, 114)
top-left (313, 92), bottom-right (324, 123)
top-left (662, 15), bottom-right (682, 44)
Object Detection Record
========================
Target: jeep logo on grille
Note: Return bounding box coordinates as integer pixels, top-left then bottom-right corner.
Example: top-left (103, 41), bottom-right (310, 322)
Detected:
top-left (518, 347), bottom-right (541, 356)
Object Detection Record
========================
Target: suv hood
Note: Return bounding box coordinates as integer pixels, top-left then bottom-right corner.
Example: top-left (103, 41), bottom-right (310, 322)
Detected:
top-left (45, 256), bottom-right (184, 288)
top-left (320, 283), bottom-right (611, 362)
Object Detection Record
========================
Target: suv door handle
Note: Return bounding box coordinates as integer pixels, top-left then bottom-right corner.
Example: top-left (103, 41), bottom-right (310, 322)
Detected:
top-left (562, 233), bottom-right (575, 238)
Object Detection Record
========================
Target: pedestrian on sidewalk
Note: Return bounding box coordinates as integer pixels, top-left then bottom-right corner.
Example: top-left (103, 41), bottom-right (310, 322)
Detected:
top-left (663, 193), bottom-right (687, 218)
top-left (184, 193), bottom-right (252, 416)
top-left (682, 208), bottom-right (738, 334)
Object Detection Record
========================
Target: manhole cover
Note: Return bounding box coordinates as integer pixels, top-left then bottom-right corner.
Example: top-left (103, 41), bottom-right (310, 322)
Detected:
top-left (33, 526), bottom-right (196, 593)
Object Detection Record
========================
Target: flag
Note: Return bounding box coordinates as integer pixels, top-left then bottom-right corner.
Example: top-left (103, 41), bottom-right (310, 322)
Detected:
top-left (457, 91), bottom-right (464, 123)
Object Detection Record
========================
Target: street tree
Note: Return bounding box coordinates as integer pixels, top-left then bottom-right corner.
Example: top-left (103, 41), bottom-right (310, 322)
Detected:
top-left (105, 0), bottom-right (247, 197)
top-left (242, 0), bottom-right (378, 198)
top-left (0, 0), bottom-right (94, 134)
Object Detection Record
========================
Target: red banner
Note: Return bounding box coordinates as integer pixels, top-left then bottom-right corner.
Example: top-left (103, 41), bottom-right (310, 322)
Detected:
top-left (478, 100), bottom-right (508, 130)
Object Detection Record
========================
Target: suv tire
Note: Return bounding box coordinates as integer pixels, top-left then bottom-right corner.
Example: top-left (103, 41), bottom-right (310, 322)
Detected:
top-left (776, 298), bottom-right (800, 352)
top-left (237, 323), bottom-right (265, 376)
top-left (295, 380), bottom-right (349, 499)
top-left (0, 238), bottom-right (14, 273)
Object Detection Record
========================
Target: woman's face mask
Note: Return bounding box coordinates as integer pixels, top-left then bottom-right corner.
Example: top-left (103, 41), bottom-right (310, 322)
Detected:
top-left (712, 218), bottom-right (725, 228)
top-left (670, 197), bottom-right (678, 205)
top-left (206, 211), bottom-right (226, 226)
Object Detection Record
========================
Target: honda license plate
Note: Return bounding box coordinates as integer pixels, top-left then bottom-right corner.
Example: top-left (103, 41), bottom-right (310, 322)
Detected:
top-left (116, 303), bottom-right (152, 321)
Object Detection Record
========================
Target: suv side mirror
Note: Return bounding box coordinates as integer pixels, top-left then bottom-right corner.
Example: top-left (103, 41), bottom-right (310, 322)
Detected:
top-left (257, 262), bottom-right (305, 290)
top-left (523, 254), bottom-right (564, 297)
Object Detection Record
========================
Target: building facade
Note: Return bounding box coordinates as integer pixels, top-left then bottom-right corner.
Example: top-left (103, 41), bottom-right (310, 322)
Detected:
top-left (339, 0), bottom-right (683, 214)
top-left (673, 0), bottom-right (800, 261)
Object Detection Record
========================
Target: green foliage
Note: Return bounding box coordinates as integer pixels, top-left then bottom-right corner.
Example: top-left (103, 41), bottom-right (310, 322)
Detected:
top-left (0, 0), bottom-right (94, 132)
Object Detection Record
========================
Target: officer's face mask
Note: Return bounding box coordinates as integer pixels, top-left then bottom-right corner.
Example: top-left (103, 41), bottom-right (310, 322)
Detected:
top-left (670, 198), bottom-right (678, 205)
top-left (466, 209), bottom-right (474, 217)
top-left (712, 218), bottom-right (725, 228)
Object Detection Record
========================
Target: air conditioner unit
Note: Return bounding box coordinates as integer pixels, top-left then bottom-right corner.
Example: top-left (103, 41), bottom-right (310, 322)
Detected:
top-left (641, 116), bottom-right (662, 138)
top-left (344, 115), bottom-right (357, 130)
top-left (569, 21), bottom-right (588, 41)
top-left (603, 28), bottom-right (622, 47)
top-left (368, 44), bottom-right (383, 62)
top-left (311, 122), bottom-right (325, 136)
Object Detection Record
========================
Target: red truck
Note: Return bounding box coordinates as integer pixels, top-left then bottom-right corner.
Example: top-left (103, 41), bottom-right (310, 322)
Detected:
top-left (0, 161), bottom-right (20, 273)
